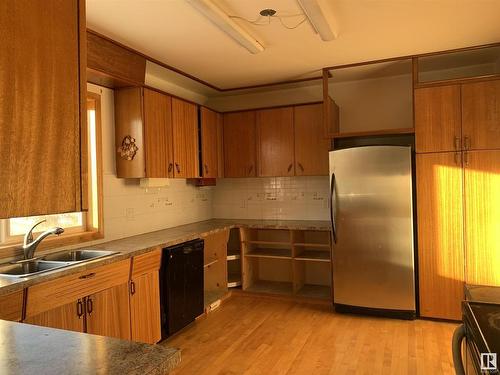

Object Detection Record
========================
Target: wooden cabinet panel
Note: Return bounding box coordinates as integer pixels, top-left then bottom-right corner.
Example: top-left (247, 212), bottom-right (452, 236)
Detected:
top-left (143, 89), bottom-right (173, 178)
top-left (24, 300), bottom-right (84, 333)
top-left (26, 259), bottom-right (130, 317)
top-left (464, 150), bottom-right (500, 286)
top-left (172, 98), bottom-right (199, 178)
top-left (0, 290), bottom-right (24, 321)
top-left (130, 272), bottom-right (161, 344)
top-left (415, 85), bottom-right (461, 153)
top-left (294, 104), bottom-right (330, 176)
top-left (257, 108), bottom-right (295, 177)
top-left (0, 0), bottom-right (84, 218)
top-left (87, 283), bottom-right (131, 340)
top-left (132, 248), bottom-right (162, 278)
top-left (223, 111), bottom-right (256, 177)
top-left (462, 80), bottom-right (500, 151)
top-left (200, 107), bottom-right (220, 178)
top-left (416, 152), bottom-right (464, 320)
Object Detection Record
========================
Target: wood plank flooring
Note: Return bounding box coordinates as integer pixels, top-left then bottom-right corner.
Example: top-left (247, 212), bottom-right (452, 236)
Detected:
top-left (164, 295), bottom-right (457, 375)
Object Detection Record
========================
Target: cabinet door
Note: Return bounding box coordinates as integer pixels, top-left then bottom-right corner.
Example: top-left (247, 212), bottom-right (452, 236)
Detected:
top-left (200, 107), bottom-right (220, 178)
top-left (143, 89), bottom-right (173, 178)
top-left (462, 80), bottom-right (500, 151)
top-left (294, 104), bottom-right (330, 176)
top-left (257, 107), bottom-right (295, 177)
top-left (172, 98), bottom-right (199, 178)
top-left (223, 111), bottom-right (256, 177)
top-left (416, 152), bottom-right (464, 320)
top-left (24, 300), bottom-right (84, 333)
top-left (0, 0), bottom-right (84, 218)
top-left (414, 85), bottom-right (461, 153)
top-left (0, 290), bottom-right (24, 321)
top-left (464, 150), bottom-right (500, 286)
top-left (86, 283), bottom-right (131, 340)
top-left (130, 272), bottom-right (161, 344)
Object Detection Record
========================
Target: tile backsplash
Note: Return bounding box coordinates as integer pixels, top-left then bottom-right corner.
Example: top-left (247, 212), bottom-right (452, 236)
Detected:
top-left (213, 177), bottom-right (330, 221)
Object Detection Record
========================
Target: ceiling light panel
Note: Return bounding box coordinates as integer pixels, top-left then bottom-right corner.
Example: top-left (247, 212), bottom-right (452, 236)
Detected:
top-left (297, 0), bottom-right (337, 41)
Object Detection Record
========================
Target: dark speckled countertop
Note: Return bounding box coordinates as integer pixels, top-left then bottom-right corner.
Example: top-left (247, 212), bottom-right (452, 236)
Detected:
top-left (0, 320), bottom-right (180, 375)
top-left (0, 219), bottom-right (331, 296)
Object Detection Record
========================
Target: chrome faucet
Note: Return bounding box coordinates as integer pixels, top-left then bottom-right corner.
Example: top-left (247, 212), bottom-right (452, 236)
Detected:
top-left (22, 220), bottom-right (64, 260)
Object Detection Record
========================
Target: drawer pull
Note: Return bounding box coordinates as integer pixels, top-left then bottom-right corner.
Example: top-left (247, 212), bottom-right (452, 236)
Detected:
top-left (76, 300), bottom-right (83, 319)
top-left (86, 297), bottom-right (93, 316)
top-left (79, 272), bottom-right (96, 280)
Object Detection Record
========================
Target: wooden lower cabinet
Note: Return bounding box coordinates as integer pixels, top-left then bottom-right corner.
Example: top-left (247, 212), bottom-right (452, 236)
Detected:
top-left (0, 290), bottom-right (24, 321)
top-left (130, 271), bottom-right (161, 344)
top-left (24, 300), bottom-right (84, 333)
top-left (87, 283), bottom-right (131, 340)
top-left (416, 152), bottom-right (464, 320)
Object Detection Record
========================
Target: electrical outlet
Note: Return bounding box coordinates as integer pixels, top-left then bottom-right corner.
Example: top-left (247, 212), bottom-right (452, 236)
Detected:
top-left (125, 208), bottom-right (135, 221)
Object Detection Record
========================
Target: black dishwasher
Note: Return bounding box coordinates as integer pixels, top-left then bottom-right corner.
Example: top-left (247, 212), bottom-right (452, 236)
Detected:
top-left (160, 239), bottom-right (204, 339)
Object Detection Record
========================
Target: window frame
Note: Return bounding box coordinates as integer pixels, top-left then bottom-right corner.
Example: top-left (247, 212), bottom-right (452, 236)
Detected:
top-left (0, 91), bottom-right (104, 259)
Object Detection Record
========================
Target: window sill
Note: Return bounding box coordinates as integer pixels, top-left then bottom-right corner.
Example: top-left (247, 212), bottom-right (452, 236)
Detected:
top-left (0, 230), bottom-right (104, 261)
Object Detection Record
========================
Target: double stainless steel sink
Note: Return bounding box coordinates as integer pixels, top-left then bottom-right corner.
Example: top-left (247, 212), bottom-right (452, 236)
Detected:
top-left (0, 250), bottom-right (118, 278)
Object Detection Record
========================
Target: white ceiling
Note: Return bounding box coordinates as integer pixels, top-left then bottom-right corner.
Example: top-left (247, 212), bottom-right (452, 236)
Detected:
top-left (86, 0), bottom-right (500, 90)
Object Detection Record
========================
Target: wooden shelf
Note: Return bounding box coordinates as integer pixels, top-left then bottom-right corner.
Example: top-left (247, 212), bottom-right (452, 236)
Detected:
top-left (245, 281), bottom-right (293, 296)
top-left (245, 248), bottom-right (292, 259)
top-left (227, 254), bottom-right (241, 261)
top-left (296, 285), bottom-right (331, 300)
top-left (204, 257), bottom-right (218, 268)
top-left (294, 243), bottom-right (330, 249)
top-left (295, 250), bottom-right (330, 262)
top-left (331, 127), bottom-right (415, 139)
top-left (228, 273), bottom-right (242, 288)
top-left (244, 240), bottom-right (291, 246)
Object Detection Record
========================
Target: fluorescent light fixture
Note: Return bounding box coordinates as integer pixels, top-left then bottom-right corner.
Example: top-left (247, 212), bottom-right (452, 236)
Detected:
top-left (187, 0), bottom-right (265, 54)
top-left (297, 0), bottom-right (337, 41)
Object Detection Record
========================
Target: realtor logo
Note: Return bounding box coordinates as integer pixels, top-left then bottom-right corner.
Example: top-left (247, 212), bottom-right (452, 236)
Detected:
top-left (481, 353), bottom-right (497, 371)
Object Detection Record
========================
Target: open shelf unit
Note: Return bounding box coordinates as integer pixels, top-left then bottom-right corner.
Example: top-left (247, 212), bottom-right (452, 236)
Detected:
top-left (203, 230), bottom-right (230, 309)
top-left (226, 228), bottom-right (242, 288)
top-left (241, 228), bottom-right (332, 300)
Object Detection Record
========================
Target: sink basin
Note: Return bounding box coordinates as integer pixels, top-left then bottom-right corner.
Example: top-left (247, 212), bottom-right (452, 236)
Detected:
top-left (42, 249), bottom-right (118, 263)
top-left (0, 260), bottom-right (71, 278)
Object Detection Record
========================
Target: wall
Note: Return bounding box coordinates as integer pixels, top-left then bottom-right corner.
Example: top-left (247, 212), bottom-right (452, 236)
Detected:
top-left (88, 83), bottom-right (213, 242)
top-left (213, 177), bottom-right (330, 221)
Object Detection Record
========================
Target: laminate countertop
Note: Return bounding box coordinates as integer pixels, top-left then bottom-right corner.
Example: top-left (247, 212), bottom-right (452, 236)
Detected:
top-left (0, 319), bottom-right (180, 375)
top-left (0, 219), bottom-right (331, 296)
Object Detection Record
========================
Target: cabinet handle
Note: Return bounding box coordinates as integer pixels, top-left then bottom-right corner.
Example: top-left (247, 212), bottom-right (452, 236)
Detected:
top-left (464, 136), bottom-right (471, 150)
top-left (204, 164), bottom-right (209, 175)
top-left (298, 162), bottom-right (304, 172)
top-left (168, 163), bottom-right (173, 173)
top-left (454, 152), bottom-right (461, 165)
top-left (454, 136), bottom-right (461, 150)
top-left (86, 297), bottom-right (93, 316)
top-left (287, 163), bottom-right (293, 173)
top-left (175, 163), bottom-right (181, 173)
top-left (130, 280), bottom-right (136, 295)
top-left (76, 299), bottom-right (83, 319)
top-left (248, 165), bottom-right (253, 175)
top-left (464, 151), bottom-right (469, 166)
top-left (79, 272), bottom-right (96, 280)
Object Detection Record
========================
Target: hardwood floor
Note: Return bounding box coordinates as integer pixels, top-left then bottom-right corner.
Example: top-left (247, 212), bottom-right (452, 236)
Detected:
top-left (164, 295), bottom-right (457, 375)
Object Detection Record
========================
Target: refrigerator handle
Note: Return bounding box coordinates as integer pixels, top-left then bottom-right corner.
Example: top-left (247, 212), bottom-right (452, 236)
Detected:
top-left (330, 172), bottom-right (337, 244)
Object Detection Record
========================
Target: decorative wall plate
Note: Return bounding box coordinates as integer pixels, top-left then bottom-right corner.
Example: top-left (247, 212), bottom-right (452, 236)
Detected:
top-left (117, 135), bottom-right (139, 161)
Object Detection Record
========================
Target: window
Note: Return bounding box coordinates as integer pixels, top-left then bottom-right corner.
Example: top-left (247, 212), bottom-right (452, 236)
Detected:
top-left (0, 92), bottom-right (104, 254)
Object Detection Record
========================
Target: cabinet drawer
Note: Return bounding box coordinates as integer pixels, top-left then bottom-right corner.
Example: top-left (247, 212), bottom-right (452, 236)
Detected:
top-left (26, 259), bottom-right (130, 317)
top-left (132, 248), bottom-right (161, 278)
top-left (0, 290), bottom-right (24, 321)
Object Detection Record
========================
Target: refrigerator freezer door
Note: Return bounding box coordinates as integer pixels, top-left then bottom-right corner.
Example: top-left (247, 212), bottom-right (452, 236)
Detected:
top-left (329, 146), bottom-right (415, 311)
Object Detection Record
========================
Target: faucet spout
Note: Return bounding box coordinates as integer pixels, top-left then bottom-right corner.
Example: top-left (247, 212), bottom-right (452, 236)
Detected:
top-left (22, 221), bottom-right (64, 260)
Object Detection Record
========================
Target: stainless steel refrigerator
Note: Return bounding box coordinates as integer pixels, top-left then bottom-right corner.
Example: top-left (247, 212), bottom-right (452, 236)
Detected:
top-left (329, 145), bottom-right (416, 318)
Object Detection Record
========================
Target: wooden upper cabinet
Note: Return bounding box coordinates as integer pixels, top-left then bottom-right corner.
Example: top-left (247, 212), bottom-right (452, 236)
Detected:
top-left (223, 111), bottom-right (257, 178)
top-left (414, 85), bottom-right (461, 153)
top-left (172, 98), bottom-right (199, 178)
top-left (294, 104), bottom-right (330, 176)
top-left (200, 107), bottom-right (220, 178)
top-left (464, 150), bottom-right (500, 286)
top-left (143, 89), bottom-right (173, 178)
top-left (462, 80), bottom-right (500, 151)
top-left (257, 108), bottom-right (295, 177)
top-left (416, 152), bottom-right (464, 320)
top-left (0, 0), bottom-right (86, 218)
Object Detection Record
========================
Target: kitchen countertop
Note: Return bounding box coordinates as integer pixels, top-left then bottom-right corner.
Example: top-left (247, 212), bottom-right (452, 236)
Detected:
top-left (0, 219), bottom-right (331, 296)
top-left (465, 284), bottom-right (500, 304)
top-left (0, 319), bottom-right (180, 375)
